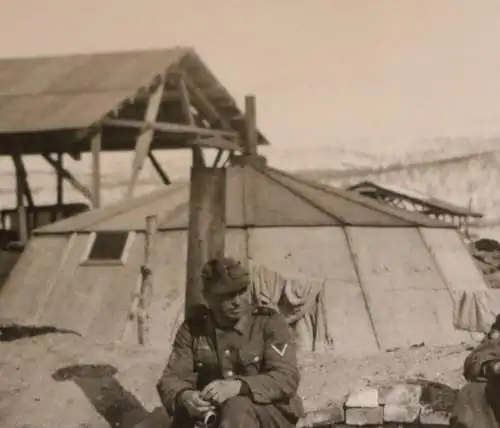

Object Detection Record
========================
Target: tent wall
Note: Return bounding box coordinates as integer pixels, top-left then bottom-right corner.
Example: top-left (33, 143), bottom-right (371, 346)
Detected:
top-left (0, 232), bottom-right (188, 352)
top-left (226, 226), bottom-right (486, 356)
top-left (0, 226), bottom-right (486, 356)
top-left (0, 235), bottom-right (70, 321)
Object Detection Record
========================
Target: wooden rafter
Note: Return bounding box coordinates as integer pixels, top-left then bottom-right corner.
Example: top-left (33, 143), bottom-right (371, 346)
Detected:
top-left (103, 118), bottom-right (239, 141)
top-left (185, 136), bottom-right (240, 151)
top-left (41, 153), bottom-right (93, 202)
top-left (136, 87), bottom-right (226, 103)
top-left (125, 76), bottom-right (167, 199)
top-left (212, 149), bottom-right (224, 167)
top-left (182, 75), bottom-right (231, 129)
top-left (148, 151), bottom-right (171, 185)
top-left (178, 74), bottom-right (206, 167)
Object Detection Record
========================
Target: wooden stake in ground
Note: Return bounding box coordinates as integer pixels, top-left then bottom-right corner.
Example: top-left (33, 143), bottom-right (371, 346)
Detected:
top-left (137, 215), bottom-right (158, 346)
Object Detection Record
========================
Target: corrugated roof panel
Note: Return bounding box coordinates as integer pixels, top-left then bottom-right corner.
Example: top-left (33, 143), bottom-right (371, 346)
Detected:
top-left (45, 49), bottom-right (184, 94)
top-left (0, 47), bottom-right (272, 145)
top-left (0, 91), bottom-right (133, 132)
top-left (0, 48), bottom-right (185, 133)
top-left (0, 56), bottom-right (90, 96)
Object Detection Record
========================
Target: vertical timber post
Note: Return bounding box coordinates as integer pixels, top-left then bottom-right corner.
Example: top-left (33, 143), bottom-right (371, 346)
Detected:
top-left (137, 215), bottom-right (157, 346)
top-left (240, 94), bottom-right (259, 269)
top-left (12, 153), bottom-right (28, 244)
top-left (185, 151), bottom-right (227, 317)
top-left (244, 94), bottom-right (257, 156)
top-left (56, 152), bottom-right (64, 221)
top-left (56, 152), bottom-right (64, 207)
top-left (91, 133), bottom-right (101, 208)
top-left (183, 77), bottom-right (227, 316)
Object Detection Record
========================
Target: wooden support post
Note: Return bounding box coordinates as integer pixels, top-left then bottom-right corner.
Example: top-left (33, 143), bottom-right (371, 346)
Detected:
top-left (91, 133), bottom-right (101, 208)
top-left (56, 152), bottom-right (64, 207)
top-left (148, 151), bottom-right (171, 185)
top-left (15, 157), bottom-right (34, 209)
top-left (244, 94), bottom-right (258, 156)
top-left (126, 77), bottom-right (166, 198)
top-left (137, 215), bottom-right (157, 346)
top-left (11, 153), bottom-right (28, 244)
top-left (41, 154), bottom-right (94, 202)
top-left (185, 164), bottom-right (227, 316)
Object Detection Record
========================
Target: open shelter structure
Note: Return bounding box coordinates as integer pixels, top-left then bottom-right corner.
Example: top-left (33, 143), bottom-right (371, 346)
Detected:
top-left (0, 154), bottom-right (489, 356)
top-left (347, 180), bottom-right (483, 233)
top-left (0, 47), bottom-right (268, 246)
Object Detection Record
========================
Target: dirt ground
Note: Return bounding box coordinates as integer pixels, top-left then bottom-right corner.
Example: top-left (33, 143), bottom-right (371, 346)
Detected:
top-left (0, 330), bottom-right (476, 428)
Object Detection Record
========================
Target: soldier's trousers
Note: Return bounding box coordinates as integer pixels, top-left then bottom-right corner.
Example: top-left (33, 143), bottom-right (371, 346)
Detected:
top-left (172, 397), bottom-right (299, 428)
top-left (451, 383), bottom-right (499, 428)
top-left (218, 397), bottom-right (298, 428)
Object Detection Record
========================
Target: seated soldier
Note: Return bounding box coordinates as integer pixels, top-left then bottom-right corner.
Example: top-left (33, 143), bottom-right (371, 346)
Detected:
top-left (452, 315), bottom-right (500, 428)
top-left (156, 257), bottom-right (304, 428)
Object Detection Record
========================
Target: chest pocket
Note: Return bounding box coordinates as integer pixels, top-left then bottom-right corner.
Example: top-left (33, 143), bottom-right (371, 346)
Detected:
top-left (237, 349), bottom-right (264, 375)
top-left (193, 336), bottom-right (218, 373)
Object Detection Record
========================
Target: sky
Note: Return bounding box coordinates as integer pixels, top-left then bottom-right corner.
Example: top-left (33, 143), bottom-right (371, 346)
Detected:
top-left (2, 0), bottom-right (500, 153)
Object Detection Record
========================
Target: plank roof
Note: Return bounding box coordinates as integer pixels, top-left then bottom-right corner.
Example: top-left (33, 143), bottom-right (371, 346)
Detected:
top-left (0, 47), bottom-right (269, 148)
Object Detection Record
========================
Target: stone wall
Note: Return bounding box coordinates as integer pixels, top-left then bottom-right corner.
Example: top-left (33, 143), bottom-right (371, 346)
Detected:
top-left (298, 383), bottom-right (454, 427)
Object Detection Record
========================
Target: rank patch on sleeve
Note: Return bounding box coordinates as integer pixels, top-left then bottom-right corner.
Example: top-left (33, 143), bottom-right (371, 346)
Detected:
top-left (270, 343), bottom-right (288, 357)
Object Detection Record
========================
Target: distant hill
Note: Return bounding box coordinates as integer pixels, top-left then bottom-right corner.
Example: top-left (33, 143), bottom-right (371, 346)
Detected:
top-left (1, 137), bottom-right (500, 220)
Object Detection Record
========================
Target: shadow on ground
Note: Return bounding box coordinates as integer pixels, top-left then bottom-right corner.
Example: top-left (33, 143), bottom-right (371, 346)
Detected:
top-left (52, 364), bottom-right (169, 428)
top-left (0, 324), bottom-right (81, 342)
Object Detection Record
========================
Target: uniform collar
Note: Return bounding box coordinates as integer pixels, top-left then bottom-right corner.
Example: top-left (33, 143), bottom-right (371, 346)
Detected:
top-left (207, 308), bottom-right (252, 335)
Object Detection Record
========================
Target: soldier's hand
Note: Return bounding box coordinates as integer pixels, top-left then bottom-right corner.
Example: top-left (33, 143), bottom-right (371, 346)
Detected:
top-left (178, 390), bottom-right (215, 418)
top-left (201, 379), bottom-right (243, 405)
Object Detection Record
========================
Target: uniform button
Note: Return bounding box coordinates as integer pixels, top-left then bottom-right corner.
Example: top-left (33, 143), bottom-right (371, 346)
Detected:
top-left (224, 349), bottom-right (231, 356)
top-left (226, 371), bottom-right (234, 377)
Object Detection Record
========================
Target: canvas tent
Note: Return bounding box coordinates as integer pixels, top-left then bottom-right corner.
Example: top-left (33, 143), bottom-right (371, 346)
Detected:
top-left (0, 159), bottom-right (488, 357)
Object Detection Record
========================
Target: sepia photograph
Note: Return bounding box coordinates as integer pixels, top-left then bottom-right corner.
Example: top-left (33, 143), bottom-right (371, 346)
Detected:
top-left (1, 1), bottom-right (500, 427)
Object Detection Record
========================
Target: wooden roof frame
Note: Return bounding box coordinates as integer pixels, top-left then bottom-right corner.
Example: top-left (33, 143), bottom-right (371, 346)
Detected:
top-left (347, 180), bottom-right (483, 220)
top-left (0, 48), bottom-right (270, 156)
top-left (0, 48), bottom-right (270, 246)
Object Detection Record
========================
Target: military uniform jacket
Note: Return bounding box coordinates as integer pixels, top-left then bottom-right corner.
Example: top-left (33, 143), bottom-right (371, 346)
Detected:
top-left (157, 306), bottom-right (304, 421)
top-left (463, 328), bottom-right (500, 423)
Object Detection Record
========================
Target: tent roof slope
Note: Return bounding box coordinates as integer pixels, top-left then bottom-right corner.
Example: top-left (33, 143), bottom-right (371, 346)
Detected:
top-left (0, 47), bottom-right (268, 146)
top-left (34, 162), bottom-right (453, 234)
